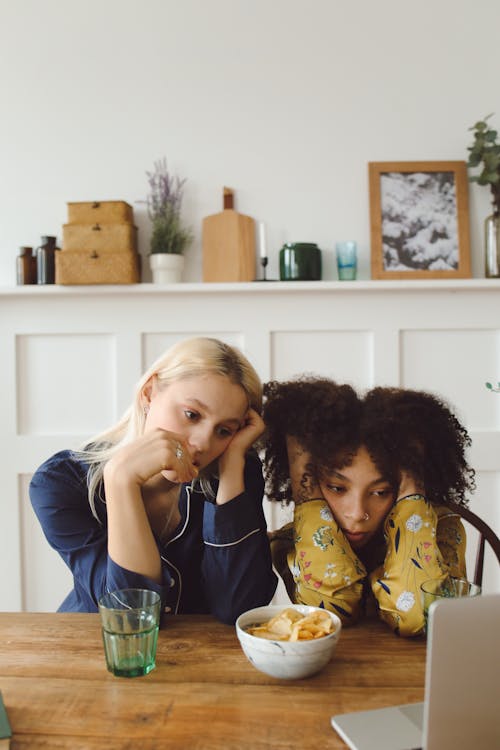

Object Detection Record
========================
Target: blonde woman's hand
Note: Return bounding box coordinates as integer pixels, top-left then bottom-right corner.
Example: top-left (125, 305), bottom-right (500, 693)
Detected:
top-left (215, 409), bottom-right (265, 498)
top-left (104, 428), bottom-right (198, 488)
top-left (220, 408), bottom-right (265, 462)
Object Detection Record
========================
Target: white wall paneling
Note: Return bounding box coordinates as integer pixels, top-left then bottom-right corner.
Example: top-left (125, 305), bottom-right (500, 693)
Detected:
top-left (1, 280), bottom-right (499, 611)
top-left (17, 333), bottom-right (116, 435)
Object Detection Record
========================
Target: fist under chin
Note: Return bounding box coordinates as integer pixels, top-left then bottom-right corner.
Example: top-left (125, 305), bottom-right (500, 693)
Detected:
top-left (161, 469), bottom-right (182, 483)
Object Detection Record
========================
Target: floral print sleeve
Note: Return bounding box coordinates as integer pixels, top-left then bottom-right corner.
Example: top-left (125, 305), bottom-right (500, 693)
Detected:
top-left (369, 494), bottom-right (467, 637)
top-left (288, 500), bottom-right (366, 624)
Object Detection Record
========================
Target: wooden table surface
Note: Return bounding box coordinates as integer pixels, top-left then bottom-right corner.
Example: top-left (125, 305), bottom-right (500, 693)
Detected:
top-left (0, 612), bottom-right (426, 749)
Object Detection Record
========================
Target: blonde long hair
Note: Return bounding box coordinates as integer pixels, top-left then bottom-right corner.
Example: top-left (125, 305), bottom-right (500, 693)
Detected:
top-left (77, 337), bottom-right (262, 518)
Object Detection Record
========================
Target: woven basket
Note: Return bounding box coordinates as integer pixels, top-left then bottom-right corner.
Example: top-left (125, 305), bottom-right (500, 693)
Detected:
top-left (67, 201), bottom-right (133, 224)
top-left (63, 223), bottom-right (137, 253)
top-left (55, 250), bottom-right (140, 285)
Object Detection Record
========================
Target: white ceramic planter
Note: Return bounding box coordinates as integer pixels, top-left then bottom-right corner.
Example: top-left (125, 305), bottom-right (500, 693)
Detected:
top-left (149, 253), bottom-right (185, 283)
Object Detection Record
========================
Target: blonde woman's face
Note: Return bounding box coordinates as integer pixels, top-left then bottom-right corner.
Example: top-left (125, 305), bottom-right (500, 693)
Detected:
top-left (144, 373), bottom-right (248, 469)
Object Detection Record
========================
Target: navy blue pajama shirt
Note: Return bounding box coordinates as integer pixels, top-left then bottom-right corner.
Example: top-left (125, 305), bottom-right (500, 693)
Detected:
top-left (29, 449), bottom-right (277, 625)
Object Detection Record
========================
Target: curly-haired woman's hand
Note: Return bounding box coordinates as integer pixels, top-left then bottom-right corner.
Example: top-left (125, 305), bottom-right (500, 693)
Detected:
top-left (397, 471), bottom-right (425, 502)
top-left (286, 435), bottom-right (324, 506)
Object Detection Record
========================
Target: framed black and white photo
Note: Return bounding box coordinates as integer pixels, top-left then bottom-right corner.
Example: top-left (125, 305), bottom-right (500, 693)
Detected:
top-left (369, 161), bottom-right (471, 279)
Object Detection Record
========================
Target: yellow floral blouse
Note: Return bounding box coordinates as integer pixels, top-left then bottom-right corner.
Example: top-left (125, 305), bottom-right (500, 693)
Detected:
top-left (287, 495), bottom-right (466, 636)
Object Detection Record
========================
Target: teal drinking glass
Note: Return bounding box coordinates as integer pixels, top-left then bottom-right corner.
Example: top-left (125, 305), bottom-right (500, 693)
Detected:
top-left (336, 241), bottom-right (357, 280)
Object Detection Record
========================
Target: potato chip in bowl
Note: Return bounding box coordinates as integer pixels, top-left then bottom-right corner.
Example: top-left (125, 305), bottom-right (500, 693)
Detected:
top-left (247, 607), bottom-right (334, 641)
top-left (235, 604), bottom-right (341, 679)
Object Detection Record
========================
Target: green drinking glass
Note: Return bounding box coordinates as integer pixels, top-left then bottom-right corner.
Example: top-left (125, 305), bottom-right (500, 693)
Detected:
top-left (98, 588), bottom-right (161, 677)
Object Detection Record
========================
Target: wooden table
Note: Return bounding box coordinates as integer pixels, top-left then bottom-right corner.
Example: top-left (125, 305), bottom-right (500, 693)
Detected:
top-left (0, 612), bottom-right (426, 749)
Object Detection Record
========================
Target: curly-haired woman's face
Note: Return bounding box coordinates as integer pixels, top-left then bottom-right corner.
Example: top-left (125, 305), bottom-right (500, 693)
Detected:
top-left (319, 446), bottom-right (395, 549)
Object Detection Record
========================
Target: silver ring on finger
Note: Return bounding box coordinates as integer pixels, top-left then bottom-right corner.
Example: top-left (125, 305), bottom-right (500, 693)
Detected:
top-left (175, 443), bottom-right (184, 460)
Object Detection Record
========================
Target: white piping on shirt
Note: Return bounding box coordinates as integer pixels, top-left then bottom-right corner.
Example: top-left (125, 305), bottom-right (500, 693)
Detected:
top-left (204, 527), bottom-right (261, 547)
top-left (159, 486), bottom-right (262, 609)
top-left (159, 484), bottom-right (192, 614)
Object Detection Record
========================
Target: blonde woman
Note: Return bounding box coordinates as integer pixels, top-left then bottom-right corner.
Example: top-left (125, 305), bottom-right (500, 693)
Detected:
top-left (30, 337), bottom-right (277, 623)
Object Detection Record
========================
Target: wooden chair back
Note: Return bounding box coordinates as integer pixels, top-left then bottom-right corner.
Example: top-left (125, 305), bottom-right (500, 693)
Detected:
top-left (445, 501), bottom-right (500, 587)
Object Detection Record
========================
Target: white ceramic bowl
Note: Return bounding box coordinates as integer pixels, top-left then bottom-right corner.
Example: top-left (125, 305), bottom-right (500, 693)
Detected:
top-left (235, 604), bottom-right (342, 679)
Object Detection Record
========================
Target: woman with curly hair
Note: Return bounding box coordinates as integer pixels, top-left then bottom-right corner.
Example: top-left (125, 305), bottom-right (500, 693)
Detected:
top-left (262, 378), bottom-right (475, 636)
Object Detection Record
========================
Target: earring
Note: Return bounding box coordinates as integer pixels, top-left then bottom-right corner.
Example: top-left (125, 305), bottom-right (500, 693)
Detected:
top-left (143, 404), bottom-right (150, 416)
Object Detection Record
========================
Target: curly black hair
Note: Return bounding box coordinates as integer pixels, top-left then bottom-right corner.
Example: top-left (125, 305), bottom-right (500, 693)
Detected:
top-left (261, 378), bottom-right (475, 508)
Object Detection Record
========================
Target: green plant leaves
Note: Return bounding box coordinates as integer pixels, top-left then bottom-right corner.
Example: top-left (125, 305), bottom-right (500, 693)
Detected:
top-left (485, 382), bottom-right (500, 392)
top-left (467, 115), bottom-right (500, 214)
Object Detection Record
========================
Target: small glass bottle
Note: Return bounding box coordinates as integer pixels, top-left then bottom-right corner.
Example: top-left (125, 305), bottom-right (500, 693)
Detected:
top-left (16, 246), bottom-right (36, 285)
top-left (36, 235), bottom-right (58, 284)
top-left (485, 214), bottom-right (500, 278)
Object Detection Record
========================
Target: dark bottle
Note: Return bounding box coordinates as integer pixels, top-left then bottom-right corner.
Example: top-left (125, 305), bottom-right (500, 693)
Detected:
top-left (16, 246), bottom-right (36, 285)
top-left (36, 235), bottom-right (58, 284)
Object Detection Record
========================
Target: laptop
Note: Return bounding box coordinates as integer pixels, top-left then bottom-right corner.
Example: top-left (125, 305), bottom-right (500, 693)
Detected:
top-left (331, 593), bottom-right (500, 750)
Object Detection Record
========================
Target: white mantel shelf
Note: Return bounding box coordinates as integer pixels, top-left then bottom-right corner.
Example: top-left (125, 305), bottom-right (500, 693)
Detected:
top-left (1, 278), bottom-right (500, 297)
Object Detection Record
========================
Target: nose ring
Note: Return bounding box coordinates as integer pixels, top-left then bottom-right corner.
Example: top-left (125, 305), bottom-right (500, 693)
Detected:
top-left (363, 512), bottom-right (370, 521)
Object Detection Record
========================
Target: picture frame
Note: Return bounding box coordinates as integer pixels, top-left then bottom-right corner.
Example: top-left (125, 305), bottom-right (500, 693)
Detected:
top-left (369, 161), bottom-right (471, 279)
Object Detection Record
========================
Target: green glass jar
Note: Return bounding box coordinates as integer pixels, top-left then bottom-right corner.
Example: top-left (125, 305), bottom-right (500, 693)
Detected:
top-left (279, 242), bottom-right (322, 281)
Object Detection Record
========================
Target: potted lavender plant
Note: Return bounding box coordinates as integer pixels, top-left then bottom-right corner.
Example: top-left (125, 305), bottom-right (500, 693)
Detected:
top-left (145, 158), bottom-right (193, 283)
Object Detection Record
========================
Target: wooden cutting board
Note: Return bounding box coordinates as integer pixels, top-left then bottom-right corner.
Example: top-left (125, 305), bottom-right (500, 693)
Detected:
top-left (202, 187), bottom-right (256, 282)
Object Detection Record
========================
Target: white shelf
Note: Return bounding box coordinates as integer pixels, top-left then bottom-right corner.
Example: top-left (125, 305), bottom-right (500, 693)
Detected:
top-left (2, 278), bottom-right (500, 297)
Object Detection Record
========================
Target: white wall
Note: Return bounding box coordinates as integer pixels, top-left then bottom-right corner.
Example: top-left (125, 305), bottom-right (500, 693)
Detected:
top-left (1, 0), bottom-right (498, 285)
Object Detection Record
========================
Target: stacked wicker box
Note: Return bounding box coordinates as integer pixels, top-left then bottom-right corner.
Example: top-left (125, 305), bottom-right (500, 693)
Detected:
top-left (56, 201), bottom-right (140, 284)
